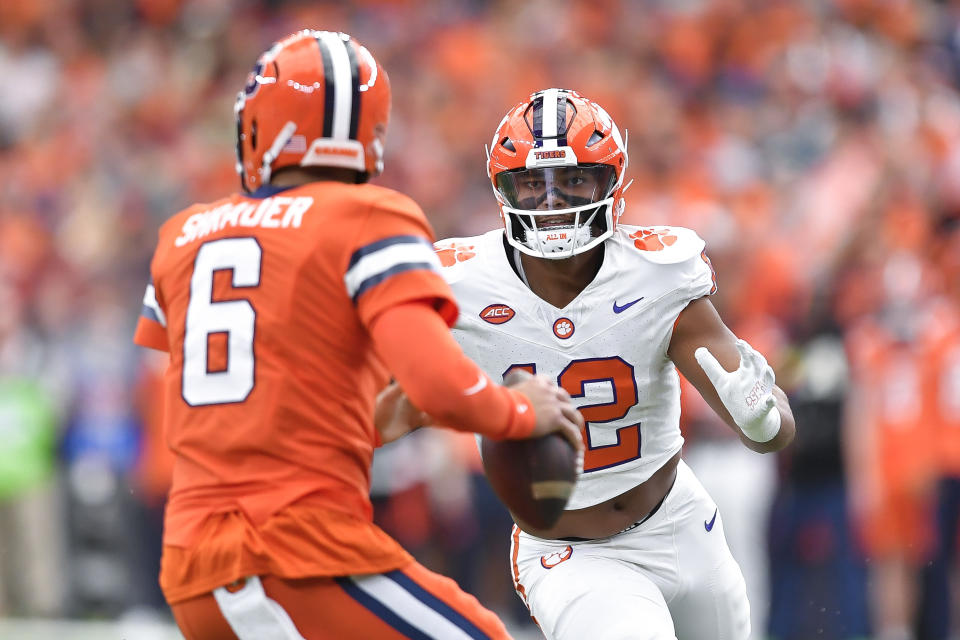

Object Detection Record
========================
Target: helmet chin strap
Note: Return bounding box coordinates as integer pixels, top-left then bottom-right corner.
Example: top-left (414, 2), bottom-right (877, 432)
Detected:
top-left (258, 121), bottom-right (298, 185)
top-left (514, 247), bottom-right (532, 289)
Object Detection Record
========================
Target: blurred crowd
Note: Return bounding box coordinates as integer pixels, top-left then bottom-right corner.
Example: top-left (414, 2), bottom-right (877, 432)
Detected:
top-left (2, 0), bottom-right (960, 638)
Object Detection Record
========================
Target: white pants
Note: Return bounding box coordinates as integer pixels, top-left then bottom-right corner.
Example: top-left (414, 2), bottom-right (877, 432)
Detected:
top-left (510, 461), bottom-right (750, 640)
top-left (684, 439), bottom-right (776, 640)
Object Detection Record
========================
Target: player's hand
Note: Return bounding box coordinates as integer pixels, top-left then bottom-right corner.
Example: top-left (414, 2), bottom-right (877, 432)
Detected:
top-left (374, 382), bottom-right (429, 445)
top-left (504, 370), bottom-right (585, 455)
top-left (695, 339), bottom-right (781, 443)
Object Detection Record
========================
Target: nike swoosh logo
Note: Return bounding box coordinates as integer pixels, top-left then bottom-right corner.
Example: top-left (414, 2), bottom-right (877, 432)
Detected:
top-left (704, 508), bottom-right (718, 532)
top-left (612, 297), bottom-right (644, 314)
top-left (463, 374), bottom-right (488, 396)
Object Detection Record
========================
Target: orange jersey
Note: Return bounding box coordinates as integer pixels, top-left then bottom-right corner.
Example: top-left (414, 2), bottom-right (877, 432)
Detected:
top-left (846, 316), bottom-right (939, 557)
top-left (134, 181), bottom-right (457, 603)
top-left (846, 318), bottom-right (936, 488)
top-left (922, 300), bottom-right (960, 475)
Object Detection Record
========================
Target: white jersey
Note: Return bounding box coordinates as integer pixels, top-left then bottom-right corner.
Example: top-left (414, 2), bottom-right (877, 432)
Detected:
top-left (436, 224), bottom-right (717, 509)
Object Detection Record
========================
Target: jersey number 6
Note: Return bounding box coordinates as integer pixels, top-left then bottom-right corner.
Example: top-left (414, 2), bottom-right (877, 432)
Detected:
top-left (182, 237), bottom-right (261, 406)
top-left (504, 357), bottom-right (641, 472)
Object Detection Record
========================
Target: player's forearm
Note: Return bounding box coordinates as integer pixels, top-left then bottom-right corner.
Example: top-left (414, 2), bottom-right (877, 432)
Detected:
top-left (369, 301), bottom-right (536, 440)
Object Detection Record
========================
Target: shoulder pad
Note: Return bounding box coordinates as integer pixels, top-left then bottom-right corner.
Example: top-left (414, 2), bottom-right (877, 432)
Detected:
top-left (363, 185), bottom-right (427, 222)
top-left (434, 237), bottom-right (482, 284)
top-left (434, 237), bottom-right (480, 267)
top-left (620, 225), bottom-right (705, 265)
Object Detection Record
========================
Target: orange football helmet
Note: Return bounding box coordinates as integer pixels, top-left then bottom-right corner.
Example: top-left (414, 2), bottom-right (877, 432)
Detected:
top-left (235, 30), bottom-right (391, 192)
top-left (486, 89), bottom-right (629, 259)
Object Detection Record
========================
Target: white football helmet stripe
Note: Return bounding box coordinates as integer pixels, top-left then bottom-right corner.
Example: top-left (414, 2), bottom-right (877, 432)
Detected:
top-left (540, 88), bottom-right (559, 150)
top-left (318, 31), bottom-right (354, 141)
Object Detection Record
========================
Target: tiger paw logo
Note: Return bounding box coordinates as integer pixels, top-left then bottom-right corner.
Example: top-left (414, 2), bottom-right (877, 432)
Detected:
top-left (540, 545), bottom-right (573, 569)
top-left (435, 242), bottom-right (476, 267)
top-left (553, 317), bottom-right (574, 339)
top-left (629, 227), bottom-right (677, 252)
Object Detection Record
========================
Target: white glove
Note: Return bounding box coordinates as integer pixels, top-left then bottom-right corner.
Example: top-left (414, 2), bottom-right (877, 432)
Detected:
top-left (694, 339), bottom-right (781, 443)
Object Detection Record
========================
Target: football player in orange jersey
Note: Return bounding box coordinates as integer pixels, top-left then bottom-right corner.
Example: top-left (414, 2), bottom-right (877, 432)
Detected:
top-left (844, 253), bottom-right (939, 640)
top-left (133, 30), bottom-right (583, 640)
top-left (918, 231), bottom-right (960, 639)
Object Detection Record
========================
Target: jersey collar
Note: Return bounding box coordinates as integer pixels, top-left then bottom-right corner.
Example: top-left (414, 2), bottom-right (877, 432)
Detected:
top-left (247, 184), bottom-right (298, 199)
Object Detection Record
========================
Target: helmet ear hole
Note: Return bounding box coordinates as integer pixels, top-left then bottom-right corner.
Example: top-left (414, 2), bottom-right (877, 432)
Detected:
top-left (251, 120), bottom-right (258, 150)
top-left (586, 130), bottom-right (604, 146)
top-left (501, 137), bottom-right (515, 152)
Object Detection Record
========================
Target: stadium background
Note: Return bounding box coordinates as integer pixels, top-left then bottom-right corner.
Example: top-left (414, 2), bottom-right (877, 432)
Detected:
top-left (1, 0), bottom-right (959, 638)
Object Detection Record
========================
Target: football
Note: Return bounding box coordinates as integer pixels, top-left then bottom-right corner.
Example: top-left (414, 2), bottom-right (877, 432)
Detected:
top-left (480, 431), bottom-right (579, 530)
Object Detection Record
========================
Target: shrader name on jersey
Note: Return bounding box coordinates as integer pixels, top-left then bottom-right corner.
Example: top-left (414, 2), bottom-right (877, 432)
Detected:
top-left (175, 196), bottom-right (314, 247)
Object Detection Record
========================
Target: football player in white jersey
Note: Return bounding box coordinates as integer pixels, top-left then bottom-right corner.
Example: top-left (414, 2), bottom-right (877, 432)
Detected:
top-left (433, 89), bottom-right (796, 640)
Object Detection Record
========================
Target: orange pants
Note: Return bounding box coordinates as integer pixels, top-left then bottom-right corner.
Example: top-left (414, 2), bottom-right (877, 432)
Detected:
top-left (170, 562), bottom-right (512, 640)
top-left (857, 485), bottom-right (932, 562)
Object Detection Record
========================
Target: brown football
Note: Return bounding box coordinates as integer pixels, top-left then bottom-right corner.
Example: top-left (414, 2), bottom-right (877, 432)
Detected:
top-left (480, 432), bottom-right (578, 530)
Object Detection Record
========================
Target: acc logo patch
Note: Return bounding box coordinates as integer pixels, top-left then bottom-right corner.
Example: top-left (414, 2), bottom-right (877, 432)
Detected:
top-left (629, 227), bottom-right (678, 252)
top-left (540, 545), bottom-right (573, 569)
top-left (480, 304), bottom-right (515, 325)
top-left (435, 242), bottom-right (476, 267)
top-left (553, 317), bottom-right (574, 339)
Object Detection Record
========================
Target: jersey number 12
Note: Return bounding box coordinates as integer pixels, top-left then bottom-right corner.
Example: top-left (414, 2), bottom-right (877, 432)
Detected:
top-left (505, 356), bottom-right (641, 472)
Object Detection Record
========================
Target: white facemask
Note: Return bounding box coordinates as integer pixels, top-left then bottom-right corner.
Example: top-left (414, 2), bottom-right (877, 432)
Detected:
top-left (502, 199), bottom-right (614, 259)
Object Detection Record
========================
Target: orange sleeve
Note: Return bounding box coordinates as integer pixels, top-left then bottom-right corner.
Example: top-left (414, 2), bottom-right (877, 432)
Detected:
top-left (345, 191), bottom-right (458, 330)
top-left (133, 278), bottom-right (169, 352)
top-left (134, 316), bottom-right (168, 351)
top-left (370, 301), bottom-right (536, 440)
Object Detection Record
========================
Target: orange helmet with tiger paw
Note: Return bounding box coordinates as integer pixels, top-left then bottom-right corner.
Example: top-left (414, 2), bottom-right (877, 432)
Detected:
top-left (486, 89), bottom-right (629, 259)
top-left (235, 30), bottom-right (390, 192)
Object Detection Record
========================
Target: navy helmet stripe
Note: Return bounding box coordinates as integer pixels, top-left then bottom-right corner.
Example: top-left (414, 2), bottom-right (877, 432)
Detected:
top-left (315, 36), bottom-right (336, 138)
top-left (531, 94), bottom-right (543, 147)
top-left (334, 578), bottom-right (433, 640)
top-left (385, 571), bottom-right (492, 640)
top-left (556, 91), bottom-right (568, 146)
top-left (345, 38), bottom-right (361, 140)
